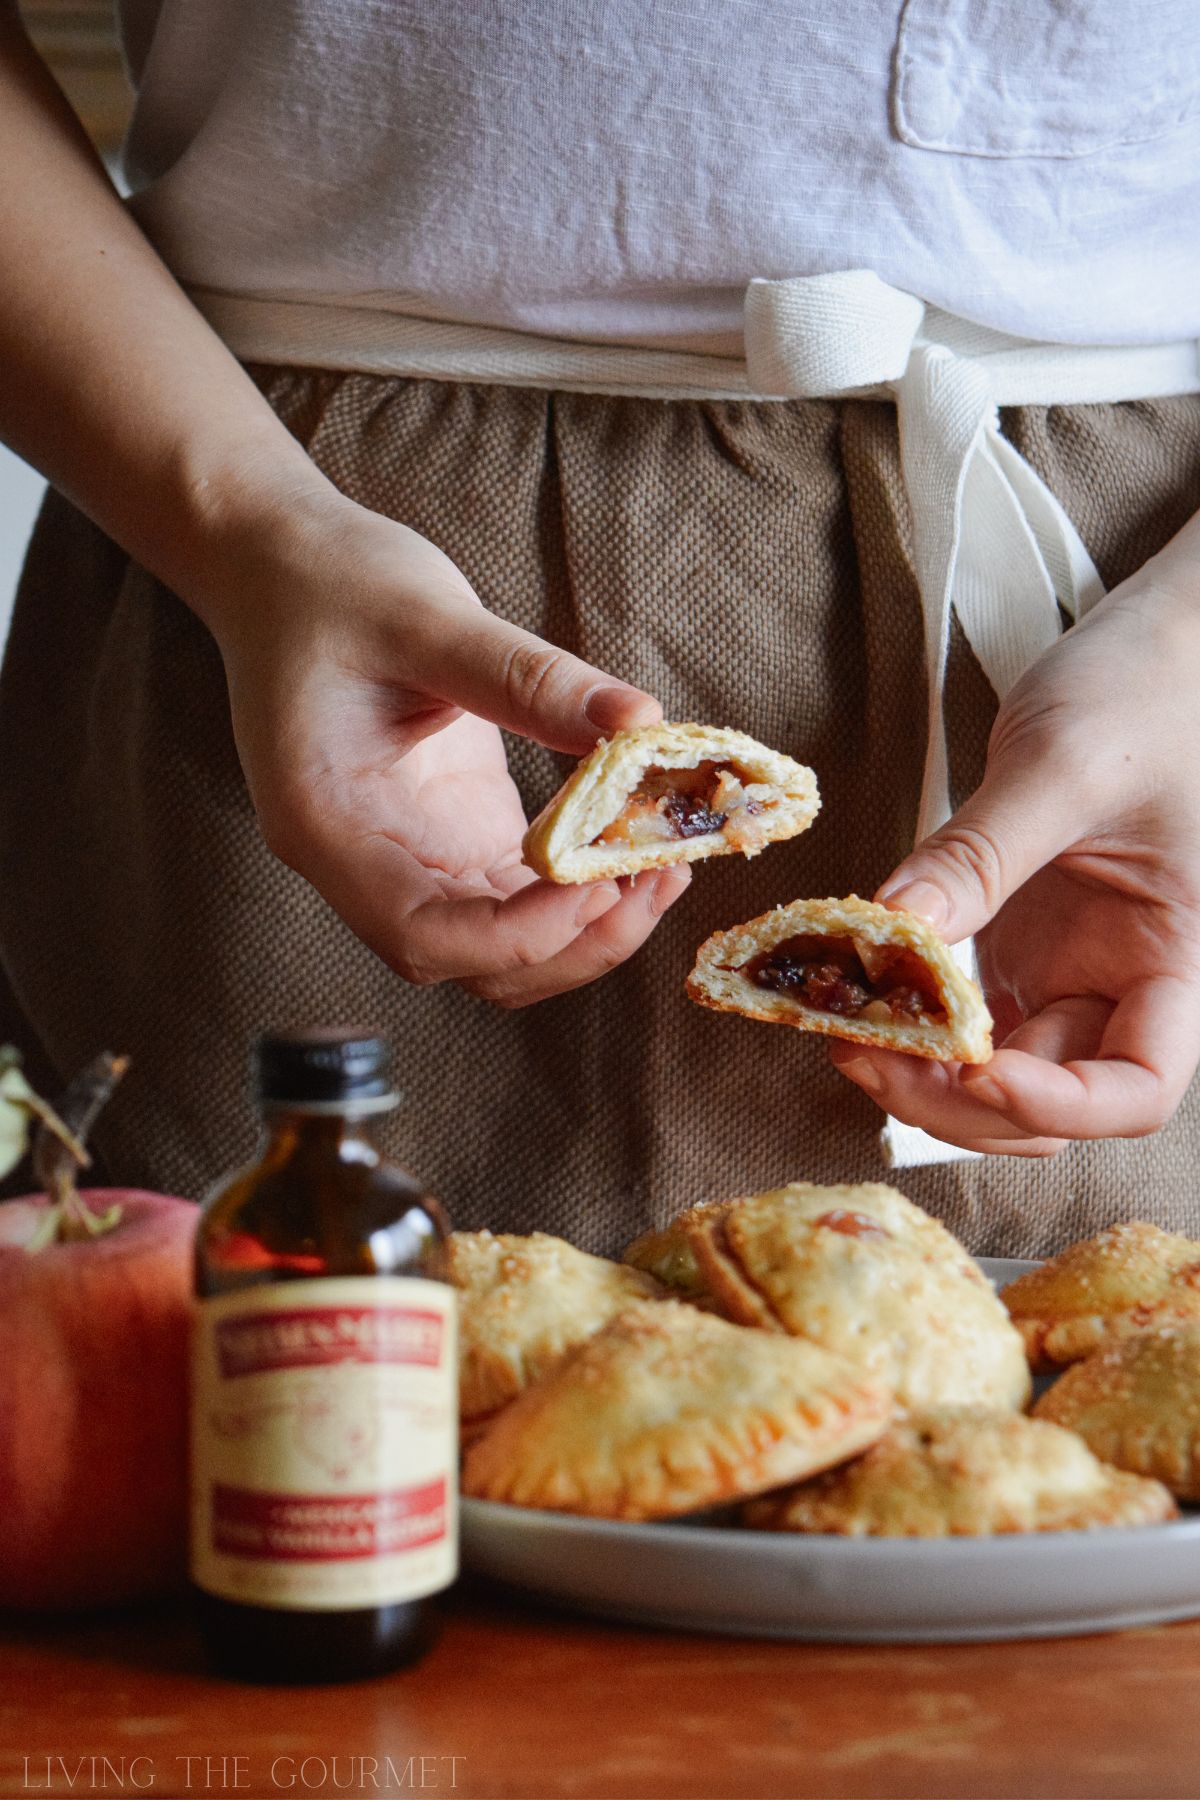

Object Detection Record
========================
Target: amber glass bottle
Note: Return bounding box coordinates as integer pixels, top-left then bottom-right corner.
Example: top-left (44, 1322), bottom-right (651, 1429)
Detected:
top-left (191, 1029), bottom-right (456, 1684)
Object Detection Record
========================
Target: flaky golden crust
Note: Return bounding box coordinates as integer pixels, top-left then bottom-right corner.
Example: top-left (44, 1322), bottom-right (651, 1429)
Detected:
top-left (521, 722), bottom-right (820, 883)
top-left (462, 1300), bottom-right (892, 1519)
top-left (1034, 1326), bottom-right (1200, 1500)
top-left (622, 1214), bottom-right (715, 1300)
top-left (686, 894), bottom-right (993, 1064)
top-left (635, 1183), bottom-right (1030, 1414)
top-left (742, 1409), bottom-right (1178, 1537)
top-left (445, 1230), bottom-right (663, 1426)
top-left (1001, 1222), bottom-right (1200, 1370)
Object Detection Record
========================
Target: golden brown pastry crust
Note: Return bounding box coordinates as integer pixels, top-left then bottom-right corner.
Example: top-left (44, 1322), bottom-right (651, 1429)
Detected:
top-left (1034, 1325), bottom-right (1200, 1500)
top-left (1001, 1222), bottom-right (1200, 1370)
top-left (462, 1300), bottom-right (892, 1519)
top-left (742, 1408), bottom-right (1177, 1536)
top-left (445, 1230), bottom-right (663, 1428)
top-left (686, 894), bottom-right (993, 1064)
top-left (521, 722), bottom-right (820, 883)
top-left (622, 1218), bottom-right (711, 1300)
top-left (627, 1183), bottom-right (1030, 1414)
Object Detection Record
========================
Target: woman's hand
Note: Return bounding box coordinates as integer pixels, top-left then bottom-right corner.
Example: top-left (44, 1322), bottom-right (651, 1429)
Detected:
top-left (0, 22), bottom-right (689, 1007)
top-left (831, 511), bottom-right (1200, 1154)
top-left (190, 488), bottom-right (690, 1006)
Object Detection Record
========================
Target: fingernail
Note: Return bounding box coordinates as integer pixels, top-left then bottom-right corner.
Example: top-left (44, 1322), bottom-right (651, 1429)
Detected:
top-left (584, 685), bottom-right (656, 733)
top-left (876, 879), bottom-right (948, 929)
top-left (576, 882), bottom-right (621, 926)
top-left (650, 864), bottom-right (692, 916)
top-left (962, 1073), bottom-right (1008, 1109)
top-left (837, 1056), bottom-right (884, 1096)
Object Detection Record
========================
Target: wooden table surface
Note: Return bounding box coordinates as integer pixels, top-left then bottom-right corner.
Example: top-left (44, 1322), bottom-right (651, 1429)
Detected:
top-left (2, 1580), bottom-right (1199, 1800)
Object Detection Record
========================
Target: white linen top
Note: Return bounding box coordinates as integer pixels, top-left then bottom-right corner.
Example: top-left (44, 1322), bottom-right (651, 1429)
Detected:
top-left (117, 0), bottom-right (1200, 351)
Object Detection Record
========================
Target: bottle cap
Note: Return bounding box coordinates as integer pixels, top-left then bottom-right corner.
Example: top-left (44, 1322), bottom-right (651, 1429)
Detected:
top-left (253, 1028), bottom-right (398, 1113)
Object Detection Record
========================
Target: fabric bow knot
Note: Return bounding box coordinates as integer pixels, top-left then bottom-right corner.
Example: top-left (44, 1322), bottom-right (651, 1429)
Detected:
top-left (745, 268), bottom-right (1105, 843)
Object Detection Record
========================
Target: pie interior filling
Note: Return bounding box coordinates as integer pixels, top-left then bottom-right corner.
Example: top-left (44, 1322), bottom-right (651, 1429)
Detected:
top-left (813, 1208), bottom-right (891, 1240)
top-left (593, 761), bottom-right (776, 852)
top-left (742, 933), bottom-right (948, 1027)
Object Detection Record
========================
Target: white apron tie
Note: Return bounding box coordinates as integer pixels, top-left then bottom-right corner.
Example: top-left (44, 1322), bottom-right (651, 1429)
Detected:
top-left (193, 277), bottom-right (1200, 1166)
top-left (745, 270), bottom-right (1107, 846)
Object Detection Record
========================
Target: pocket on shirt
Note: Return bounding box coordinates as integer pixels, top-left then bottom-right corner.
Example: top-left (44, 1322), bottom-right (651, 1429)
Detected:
top-left (892, 0), bottom-right (1200, 159)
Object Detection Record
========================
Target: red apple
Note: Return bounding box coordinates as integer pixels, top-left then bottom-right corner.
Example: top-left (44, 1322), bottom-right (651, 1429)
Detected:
top-left (0, 1188), bottom-right (196, 1610)
top-left (0, 1051), bottom-right (198, 1611)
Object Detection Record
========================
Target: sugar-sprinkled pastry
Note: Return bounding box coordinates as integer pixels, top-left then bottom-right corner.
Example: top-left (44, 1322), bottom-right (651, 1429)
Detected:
top-left (743, 1408), bottom-right (1177, 1536)
top-left (446, 1230), bottom-right (663, 1436)
top-left (1034, 1325), bottom-right (1200, 1500)
top-left (627, 1182), bottom-right (1030, 1414)
top-left (687, 894), bottom-right (992, 1064)
top-left (1001, 1222), bottom-right (1200, 1370)
top-left (522, 723), bottom-right (819, 883)
top-left (462, 1300), bottom-right (891, 1519)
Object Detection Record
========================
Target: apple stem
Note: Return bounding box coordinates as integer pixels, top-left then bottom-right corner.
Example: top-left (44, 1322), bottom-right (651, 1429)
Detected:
top-left (27, 1053), bottom-right (131, 1249)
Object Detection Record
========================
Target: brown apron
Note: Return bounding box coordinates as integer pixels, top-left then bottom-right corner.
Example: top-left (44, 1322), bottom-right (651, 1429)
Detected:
top-left (2, 374), bottom-right (1199, 1256)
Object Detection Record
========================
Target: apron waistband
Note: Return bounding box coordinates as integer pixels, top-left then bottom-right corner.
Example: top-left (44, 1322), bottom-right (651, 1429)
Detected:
top-left (191, 273), bottom-right (1200, 1171)
top-left (190, 277), bottom-right (1200, 409)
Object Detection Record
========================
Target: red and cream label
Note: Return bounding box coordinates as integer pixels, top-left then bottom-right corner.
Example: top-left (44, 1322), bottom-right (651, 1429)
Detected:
top-left (191, 1278), bottom-right (457, 1610)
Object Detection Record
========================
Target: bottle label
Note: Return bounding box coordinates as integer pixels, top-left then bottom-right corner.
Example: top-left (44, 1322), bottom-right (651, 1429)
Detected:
top-left (190, 1277), bottom-right (457, 1610)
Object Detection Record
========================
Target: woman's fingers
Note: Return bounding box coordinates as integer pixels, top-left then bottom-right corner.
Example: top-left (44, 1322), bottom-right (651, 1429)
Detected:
top-left (462, 865), bottom-right (693, 1006)
top-left (829, 1045), bottom-right (1068, 1156)
top-left (298, 802), bottom-right (692, 993)
top-left (286, 814), bottom-right (603, 982)
top-left (984, 994), bottom-right (1114, 1065)
top-left (959, 975), bottom-right (1200, 1140)
top-left (393, 867), bottom-right (626, 986)
top-left (832, 975), bottom-right (1200, 1151)
top-left (873, 671), bottom-right (1107, 948)
top-left (875, 773), bottom-right (1077, 946)
top-left (406, 604), bottom-right (662, 756)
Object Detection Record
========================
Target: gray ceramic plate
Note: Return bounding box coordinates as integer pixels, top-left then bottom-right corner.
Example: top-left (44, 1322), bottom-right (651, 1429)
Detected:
top-left (460, 1258), bottom-right (1200, 1642)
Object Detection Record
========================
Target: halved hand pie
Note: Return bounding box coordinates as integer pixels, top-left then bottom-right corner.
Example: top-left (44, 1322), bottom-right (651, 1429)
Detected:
top-left (521, 722), bottom-right (820, 883)
top-left (446, 1230), bottom-right (664, 1438)
top-left (687, 894), bottom-right (992, 1063)
top-left (1033, 1325), bottom-right (1200, 1500)
top-left (742, 1408), bottom-right (1177, 1536)
top-left (626, 1183), bottom-right (1030, 1414)
top-left (462, 1300), bottom-right (892, 1519)
top-left (1001, 1222), bottom-right (1200, 1370)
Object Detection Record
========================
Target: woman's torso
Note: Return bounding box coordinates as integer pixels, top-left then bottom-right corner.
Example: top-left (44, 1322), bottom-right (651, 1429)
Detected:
top-left (117, 0), bottom-right (1200, 349)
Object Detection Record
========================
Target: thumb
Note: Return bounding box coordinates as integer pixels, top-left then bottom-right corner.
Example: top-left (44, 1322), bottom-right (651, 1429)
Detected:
top-left (874, 746), bottom-right (1081, 942)
top-left (411, 608), bottom-right (661, 754)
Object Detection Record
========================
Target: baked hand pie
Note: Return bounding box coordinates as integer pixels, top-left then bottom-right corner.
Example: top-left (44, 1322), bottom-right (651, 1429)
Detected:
top-left (742, 1409), bottom-right (1177, 1536)
top-left (521, 722), bottom-right (820, 883)
top-left (1001, 1222), bottom-right (1200, 1370)
top-left (686, 894), bottom-right (992, 1063)
top-left (462, 1300), bottom-right (892, 1519)
top-left (446, 1230), bottom-right (663, 1437)
top-left (1034, 1325), bottom-right (1200, 1500)
top-left (627, 1182), bottom-right (1030, 1414)
top-left (621, 1218), bottom-right (711, 1302)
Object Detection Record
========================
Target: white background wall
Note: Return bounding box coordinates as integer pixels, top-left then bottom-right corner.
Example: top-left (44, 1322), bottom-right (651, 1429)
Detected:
top-left (0, 446), bottom-right (46, 649)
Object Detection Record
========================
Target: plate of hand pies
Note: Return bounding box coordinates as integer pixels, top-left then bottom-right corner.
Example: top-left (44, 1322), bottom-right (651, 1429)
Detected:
top-left (453, 1193), bottom-right (1200, 1642)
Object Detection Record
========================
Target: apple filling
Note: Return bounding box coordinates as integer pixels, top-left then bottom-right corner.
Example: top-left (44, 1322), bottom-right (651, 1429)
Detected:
top-left (594, 761), bottom-right (776, 853)
top-left (744, 933), bottom-right (948, 1027)
top-left (813, 1209), bottom-right (891, 1240)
